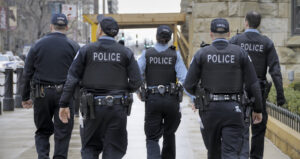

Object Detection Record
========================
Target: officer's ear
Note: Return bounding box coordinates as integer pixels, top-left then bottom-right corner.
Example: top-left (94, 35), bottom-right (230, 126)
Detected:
top-left (244, 19), bottom-right (249, 28)
top-left (50, 24), bottom-right (54, 32)
top-left (226, 32), bottom-right (230, 38)
top-left (96, 24), bottom-right (102, 39)
top-left (64, 25), bottom-right (69, 32)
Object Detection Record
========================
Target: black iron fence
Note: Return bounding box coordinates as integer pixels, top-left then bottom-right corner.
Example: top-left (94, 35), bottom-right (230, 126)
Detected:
top-left (266, 102), bottom-right (300, 133)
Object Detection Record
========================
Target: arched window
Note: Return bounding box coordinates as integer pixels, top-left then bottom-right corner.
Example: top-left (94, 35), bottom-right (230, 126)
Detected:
top-left (292, 0), bottom-right (300, 35)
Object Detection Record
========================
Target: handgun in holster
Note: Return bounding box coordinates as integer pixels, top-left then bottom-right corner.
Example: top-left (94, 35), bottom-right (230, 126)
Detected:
top-left (194, 86), bottom-right (209, 111)
top-left (176, 83), bottom-right (183, 103)
top-left (124, 93), bottom-right (133, 116)
top-left (80, 93), bottom-right (89, 119)
top-left (140, 84), bottom-right (147, 102)
top-left (241, 91), bottom-right (254, 125)
top-left (86, 93), bottom-right (95, 119)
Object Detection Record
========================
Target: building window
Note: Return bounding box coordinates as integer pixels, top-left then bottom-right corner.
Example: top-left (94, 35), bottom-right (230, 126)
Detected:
top-left (292, 0), bottom-right (300, 35)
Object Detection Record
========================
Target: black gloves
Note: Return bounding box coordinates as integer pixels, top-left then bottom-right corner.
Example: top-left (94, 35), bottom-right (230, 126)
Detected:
top-left (277, 94), bottom-right (286, 106)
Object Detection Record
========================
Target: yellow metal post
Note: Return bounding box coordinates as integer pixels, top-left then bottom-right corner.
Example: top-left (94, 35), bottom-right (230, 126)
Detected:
top-left (83, 15), bottom-right (99, 42)
top-left (173, 23), bottom-right (178, 50)
top-left (91, 24), bottom-right (98, 42)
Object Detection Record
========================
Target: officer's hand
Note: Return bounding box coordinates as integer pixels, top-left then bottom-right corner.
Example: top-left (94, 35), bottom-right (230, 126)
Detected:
top-left (277, 96), bottom-right (286, 106)
top-left (136, 93), bottom-right (142, 101)
top-left (252, 112), bottom-right (262, 124)
top-left (22, 100), bottom-right (33, 109)
top-left (191, 104), bottom-right (197, 112)
top-left (59, 107), bottom-right (70, 124)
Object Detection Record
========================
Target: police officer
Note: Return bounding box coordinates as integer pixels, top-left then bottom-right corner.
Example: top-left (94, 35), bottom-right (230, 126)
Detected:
top-left (21, 13), bottom-right (80, 159)
top-left (230, 11), bottom-right (286, 159)
top-left (138, 25), bottom-right (190, 159)
top-left (59, 16), bottom-right (142, 159)
top-left (184, 18), bottom-right (263, 159)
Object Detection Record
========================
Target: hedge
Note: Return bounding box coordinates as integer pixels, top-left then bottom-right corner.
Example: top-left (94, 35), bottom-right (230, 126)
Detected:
top-left (267, 82), bottom-right (300, 115)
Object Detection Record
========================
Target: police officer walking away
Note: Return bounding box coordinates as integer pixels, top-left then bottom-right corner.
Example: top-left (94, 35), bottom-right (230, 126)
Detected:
top-left (138, 25), bottom-right (189, 159)
top-left (184, 18), bottom-right (263, 159)
top-left (59, 16), bottom-right (142, 159)
top-left (230, 11), bottom-right (286, 159)
top-left (21, 13), bottom-right (80, 159)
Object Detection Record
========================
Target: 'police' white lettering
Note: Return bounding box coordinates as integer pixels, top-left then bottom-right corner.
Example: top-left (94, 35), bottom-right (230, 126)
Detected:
top-left (149, 57), bottom-right (173, 65)
top-left (93, 52), bottom-right (121, 62)
top-left (207, 54), bottom-right (235, 64)
top-left (240, 43), bottom-right (263, 53)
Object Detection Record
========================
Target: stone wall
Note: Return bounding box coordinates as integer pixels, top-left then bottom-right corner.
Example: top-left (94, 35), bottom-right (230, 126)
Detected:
top-left (181, 0), bottom-right (300, 83)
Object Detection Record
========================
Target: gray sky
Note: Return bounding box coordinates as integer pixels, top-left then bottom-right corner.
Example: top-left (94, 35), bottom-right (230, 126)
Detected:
top-left (118, 0), bottom-right (181, 13)
top-left (116, 0), bottom-right (181, 47)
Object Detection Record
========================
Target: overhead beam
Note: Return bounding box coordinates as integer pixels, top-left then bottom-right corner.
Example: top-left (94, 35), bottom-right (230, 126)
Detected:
top-left (83, 13), bottom-right (186, 28)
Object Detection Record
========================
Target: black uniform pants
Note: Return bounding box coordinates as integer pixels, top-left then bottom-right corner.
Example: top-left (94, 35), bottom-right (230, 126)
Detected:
top-left (250, 90), bottom-right (267, 159)
top-left (200, 101), bottom-right (245, 159)
top-left (144, 94), bottom-right (181, 159)
top-left (34, 88), bottom-right (74, 159)
top-left (80, 104), bottom-right (128, 159)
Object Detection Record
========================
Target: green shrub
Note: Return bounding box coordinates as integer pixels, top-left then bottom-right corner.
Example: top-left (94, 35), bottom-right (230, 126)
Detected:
top-left (267, 85), bottom-right (300, 115)
top-left (293, 82), bottom-right (300, 91)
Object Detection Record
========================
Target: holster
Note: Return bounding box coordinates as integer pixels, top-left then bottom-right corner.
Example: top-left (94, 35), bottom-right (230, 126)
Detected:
top-left (176, 83), bottom-right (183, 102)
top-left (241, 91), bottom-right (254, 125)
top-left (194, 86), bottom-right (209, 111)
top-left (80, 90), bottom-right (95, 119)
top-left (124, 92), bottom-right (133, 116)
top-left (140, 84), bottom-right (147, 102)
top-left (31, 84), bottom-right (45, 99)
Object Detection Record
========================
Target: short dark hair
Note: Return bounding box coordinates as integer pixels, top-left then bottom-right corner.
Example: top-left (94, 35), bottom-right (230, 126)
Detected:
top-left (53, 25), bottom-right (67, 31)
top-left (245, 11), bottom-right (261, 29)
top-left (156, 37), bottom-right (169, 44)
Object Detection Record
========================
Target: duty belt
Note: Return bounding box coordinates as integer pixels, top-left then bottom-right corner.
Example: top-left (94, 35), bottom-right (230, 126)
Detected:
top-left (209, 94), bottom-right (240, 102)
top-left (41, 84), bottom-right (63, 89)
top-left (94, 95), bottom-right (125, 106)
top-left (147, 84), bottom-right (176, 95)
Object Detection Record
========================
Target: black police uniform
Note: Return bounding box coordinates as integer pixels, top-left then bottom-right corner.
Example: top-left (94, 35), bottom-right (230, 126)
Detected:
top-left (184, 18), bottom-right (263, 159)
top-left (184, 39), bottom-right (263, 159)
top-left (59, 17), bottom-right (142, 159)
top-left (230, 30), bottom-right (286, 159)
top-left (144, 47), bottom-right (181, 159)
top-left (21, 15), bottom-right (80, 159)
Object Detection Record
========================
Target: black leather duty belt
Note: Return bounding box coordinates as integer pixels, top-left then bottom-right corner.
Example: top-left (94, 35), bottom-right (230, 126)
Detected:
top-left (147, 84), bottom-right (177, 95)
top-left (209, 94), bottom-right (240, 102)
top-left (94, 95), bottom-right (124, 106)
top-left (40, 84), bottom-right (63, 89)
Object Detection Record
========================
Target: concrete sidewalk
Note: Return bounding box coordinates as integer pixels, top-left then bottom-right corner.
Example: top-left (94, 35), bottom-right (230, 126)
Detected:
top-left (0, 95), bottom-right (290, 159)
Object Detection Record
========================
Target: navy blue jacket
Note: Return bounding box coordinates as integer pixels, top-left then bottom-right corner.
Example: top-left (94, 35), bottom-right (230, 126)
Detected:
top-left (21, 32), bottom-right (80, 101)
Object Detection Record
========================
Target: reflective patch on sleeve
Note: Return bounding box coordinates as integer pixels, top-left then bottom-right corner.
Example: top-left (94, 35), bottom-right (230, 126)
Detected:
top-left (248, 55), bottom-right (252, 62)
top-left (74, 51), bottom-right (79, 60)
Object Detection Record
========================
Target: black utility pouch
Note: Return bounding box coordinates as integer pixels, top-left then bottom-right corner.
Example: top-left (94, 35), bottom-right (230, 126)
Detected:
top-left (33, 84), bottom-right (45, 98)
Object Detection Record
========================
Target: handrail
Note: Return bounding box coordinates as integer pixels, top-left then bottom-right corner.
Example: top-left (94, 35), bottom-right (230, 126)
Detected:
top-left (266, 102), bottom-right (300, 133)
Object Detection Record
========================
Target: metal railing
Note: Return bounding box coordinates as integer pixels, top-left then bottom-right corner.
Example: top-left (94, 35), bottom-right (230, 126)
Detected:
top-left (266, 101), bottom-right (300, 133)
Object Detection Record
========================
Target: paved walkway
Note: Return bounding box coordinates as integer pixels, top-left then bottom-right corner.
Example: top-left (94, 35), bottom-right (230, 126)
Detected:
top-left (0, 95), bottom-right (290, 159)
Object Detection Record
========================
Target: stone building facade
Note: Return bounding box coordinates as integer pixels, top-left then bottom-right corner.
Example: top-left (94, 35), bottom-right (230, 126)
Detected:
top-left (181, 0), bottom-right (300, 83)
